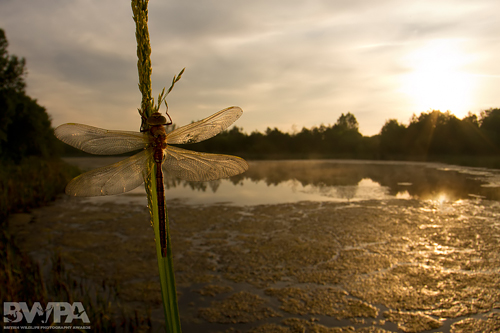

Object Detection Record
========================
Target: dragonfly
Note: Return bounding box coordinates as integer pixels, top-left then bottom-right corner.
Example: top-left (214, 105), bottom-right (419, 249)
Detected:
top-left (54, 106), bottom-right (248, 257)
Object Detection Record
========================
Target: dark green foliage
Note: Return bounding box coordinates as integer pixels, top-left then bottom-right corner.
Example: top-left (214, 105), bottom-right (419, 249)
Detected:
top-left (380, 119), bottom-right (407, 156)
top-left (179, 109), bottom-right (500, 167)
top-left (0, 29), bottom-right (78, 219)
top-left (0, 91), bottom-right (61, 162)
top-left (0, 28), bottom-right (60, 163)
top-left (480, 108), bottom-right (500, 148)
top-left (0, 29), bottom-right (26, 92)
top-left (379, 110), bottom-right (500, 159)
top-left (182, 113), bottom-right (371, 159)
top-left (0, 157), bottom-right (80, 220)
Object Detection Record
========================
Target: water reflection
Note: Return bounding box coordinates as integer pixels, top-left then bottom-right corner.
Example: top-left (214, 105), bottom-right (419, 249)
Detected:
top-left (64, 158), bottom-right (500, 205)
top-left (161, 160), bottom-right (500, 204)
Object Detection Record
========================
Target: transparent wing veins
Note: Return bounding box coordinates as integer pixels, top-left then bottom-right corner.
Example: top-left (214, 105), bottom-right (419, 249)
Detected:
top-left (166, 106), bottom-right (243, 144)
top-left (65, 150), bottom-right (153, 196)
top-left (55, 123), bottom-right (148, 155)
top-left (163, 145), bottom-right (248, 181)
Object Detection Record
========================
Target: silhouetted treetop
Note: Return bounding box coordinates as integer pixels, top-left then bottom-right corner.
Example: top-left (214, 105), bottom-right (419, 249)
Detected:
top-left (463, 111), bottom-right (479, 126)
top-left (377, 110), bottom-right (500, 158)
top-left (0, 29), bottom-right (26, 93)
top-left (479, 108), bottom-right (500, 148)
top-left (335, 112), bottom-right (359, 131)
top-left (0, 28), bottom-right (58, 162)
top-left (181, 108), bottom-right (500, 163)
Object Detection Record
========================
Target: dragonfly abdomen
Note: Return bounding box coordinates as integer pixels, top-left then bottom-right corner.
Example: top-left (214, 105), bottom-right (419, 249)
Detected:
top-left (149, 121), bottom-right (169, 258)
top-left (155, 155), bottom-right (167, 257)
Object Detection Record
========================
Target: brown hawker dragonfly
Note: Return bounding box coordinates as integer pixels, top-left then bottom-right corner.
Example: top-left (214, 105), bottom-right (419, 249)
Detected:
top-left (54, 106), bottom-right (248, 256)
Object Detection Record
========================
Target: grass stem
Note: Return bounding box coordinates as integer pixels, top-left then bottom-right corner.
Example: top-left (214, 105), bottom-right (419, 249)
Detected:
top-left (132, 1), bottom-right (182, 331)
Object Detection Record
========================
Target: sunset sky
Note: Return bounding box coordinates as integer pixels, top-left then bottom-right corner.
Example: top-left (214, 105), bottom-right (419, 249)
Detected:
top-left (1, 0), bottom-right (499, 136)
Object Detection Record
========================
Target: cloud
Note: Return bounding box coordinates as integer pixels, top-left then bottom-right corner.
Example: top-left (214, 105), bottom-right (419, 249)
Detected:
top-left (1, 0), bottom-right (499, 135)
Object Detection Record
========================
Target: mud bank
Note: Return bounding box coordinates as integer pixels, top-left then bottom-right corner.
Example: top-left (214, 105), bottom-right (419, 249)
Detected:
top-left (8, 196), bottom-right (500, 332)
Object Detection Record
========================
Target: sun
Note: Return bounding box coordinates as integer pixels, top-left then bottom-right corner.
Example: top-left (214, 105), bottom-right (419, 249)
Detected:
top-left (401, 39), bottom-right (476, 117)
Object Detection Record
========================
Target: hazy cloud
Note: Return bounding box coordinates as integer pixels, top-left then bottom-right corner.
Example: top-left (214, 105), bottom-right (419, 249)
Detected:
top-left (1, 0), bottom-right (499, 135)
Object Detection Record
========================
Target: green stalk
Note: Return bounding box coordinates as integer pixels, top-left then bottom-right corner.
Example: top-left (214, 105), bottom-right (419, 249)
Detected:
top-left (145, 164), bottom-right (181, 332)
top-left (132, 1), bottom-right (182, 331)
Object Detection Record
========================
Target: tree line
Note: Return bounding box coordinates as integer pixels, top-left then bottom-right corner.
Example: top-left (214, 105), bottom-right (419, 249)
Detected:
top-left (182, 109), bottom-right (500, 164)
top-left (0, 29), bottom-right (60, 163)
top-left (58, 105), bottom-right (500, 168)
top-left (0, 29), bottom-right (76, 219)
top-left (180, 112), bottom-right (373, 159)
top-left (379, 109), bottom-right (500, 158)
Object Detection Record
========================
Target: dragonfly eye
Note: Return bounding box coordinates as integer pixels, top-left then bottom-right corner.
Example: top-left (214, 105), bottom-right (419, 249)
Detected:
top-left (147, 112), bottom-right (167, 126)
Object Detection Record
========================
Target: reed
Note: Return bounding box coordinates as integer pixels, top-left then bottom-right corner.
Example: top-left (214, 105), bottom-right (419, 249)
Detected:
top-left (0, 227), bottom-right (152, 331)
top-left (132, 1), bottom-right (182, 331)
top-left (0, 157), bottom-right (79, 220)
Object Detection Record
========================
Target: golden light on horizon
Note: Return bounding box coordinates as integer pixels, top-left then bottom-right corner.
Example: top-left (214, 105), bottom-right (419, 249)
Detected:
top-left (401, 39), bottom-right (477, 118)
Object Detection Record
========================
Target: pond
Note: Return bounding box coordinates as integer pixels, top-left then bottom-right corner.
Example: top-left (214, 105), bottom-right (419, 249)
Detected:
top-left (11, 158), bottom-right (500, 332)
top-left (64, 157), bottom-right (500, 205)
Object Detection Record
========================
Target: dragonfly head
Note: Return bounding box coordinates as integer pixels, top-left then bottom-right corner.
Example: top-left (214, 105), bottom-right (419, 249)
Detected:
top-left (147, 112), bottom-right (168, 126)
top-left (146, 111), bottom-right (173, 127)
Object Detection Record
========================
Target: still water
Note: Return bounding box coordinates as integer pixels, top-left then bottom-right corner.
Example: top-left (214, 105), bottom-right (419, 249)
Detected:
top-left (42, 158), bottom-right (500, 331)
top-left (63, 158), bottom-right (500, 205)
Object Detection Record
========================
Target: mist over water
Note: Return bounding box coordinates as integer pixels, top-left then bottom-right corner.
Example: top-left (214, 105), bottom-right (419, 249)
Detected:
top-left (64, 158), bottom-right (500, 205)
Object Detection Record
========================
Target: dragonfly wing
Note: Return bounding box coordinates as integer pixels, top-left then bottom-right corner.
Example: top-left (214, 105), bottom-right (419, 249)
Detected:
top-left (163, 145), bottom-right (248, 181)
top-left (66, 149), bottom-right (153, 196)
top-left (55, 123), bottom-right (148, 155)
top-left (166, 106), bottom-right (243, 144)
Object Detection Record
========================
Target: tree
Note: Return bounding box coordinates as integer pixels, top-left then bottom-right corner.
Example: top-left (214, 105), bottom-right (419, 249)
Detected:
top-left (0, 29), bottom-right (58, 162)
top-left (463, 111), bottom-right (479, 127)
top-left (404, 110), bottom-right (442, 156)
top-left (379, 119), bottom-right (406, 156)
top-left (0, 29), bottom-right (26, 92)
top-left (328, 112), bottom-right (362, 154)
top-left (335, 112), bottom-right (359, 131)
top-left (480, 108), bottom-right (500, 150)
top-left (459, 112), bottom-right (491, 155)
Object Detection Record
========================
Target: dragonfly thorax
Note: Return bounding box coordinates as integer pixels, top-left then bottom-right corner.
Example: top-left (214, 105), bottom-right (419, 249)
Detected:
top-left (146, 112), bottom-right (168, 126)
